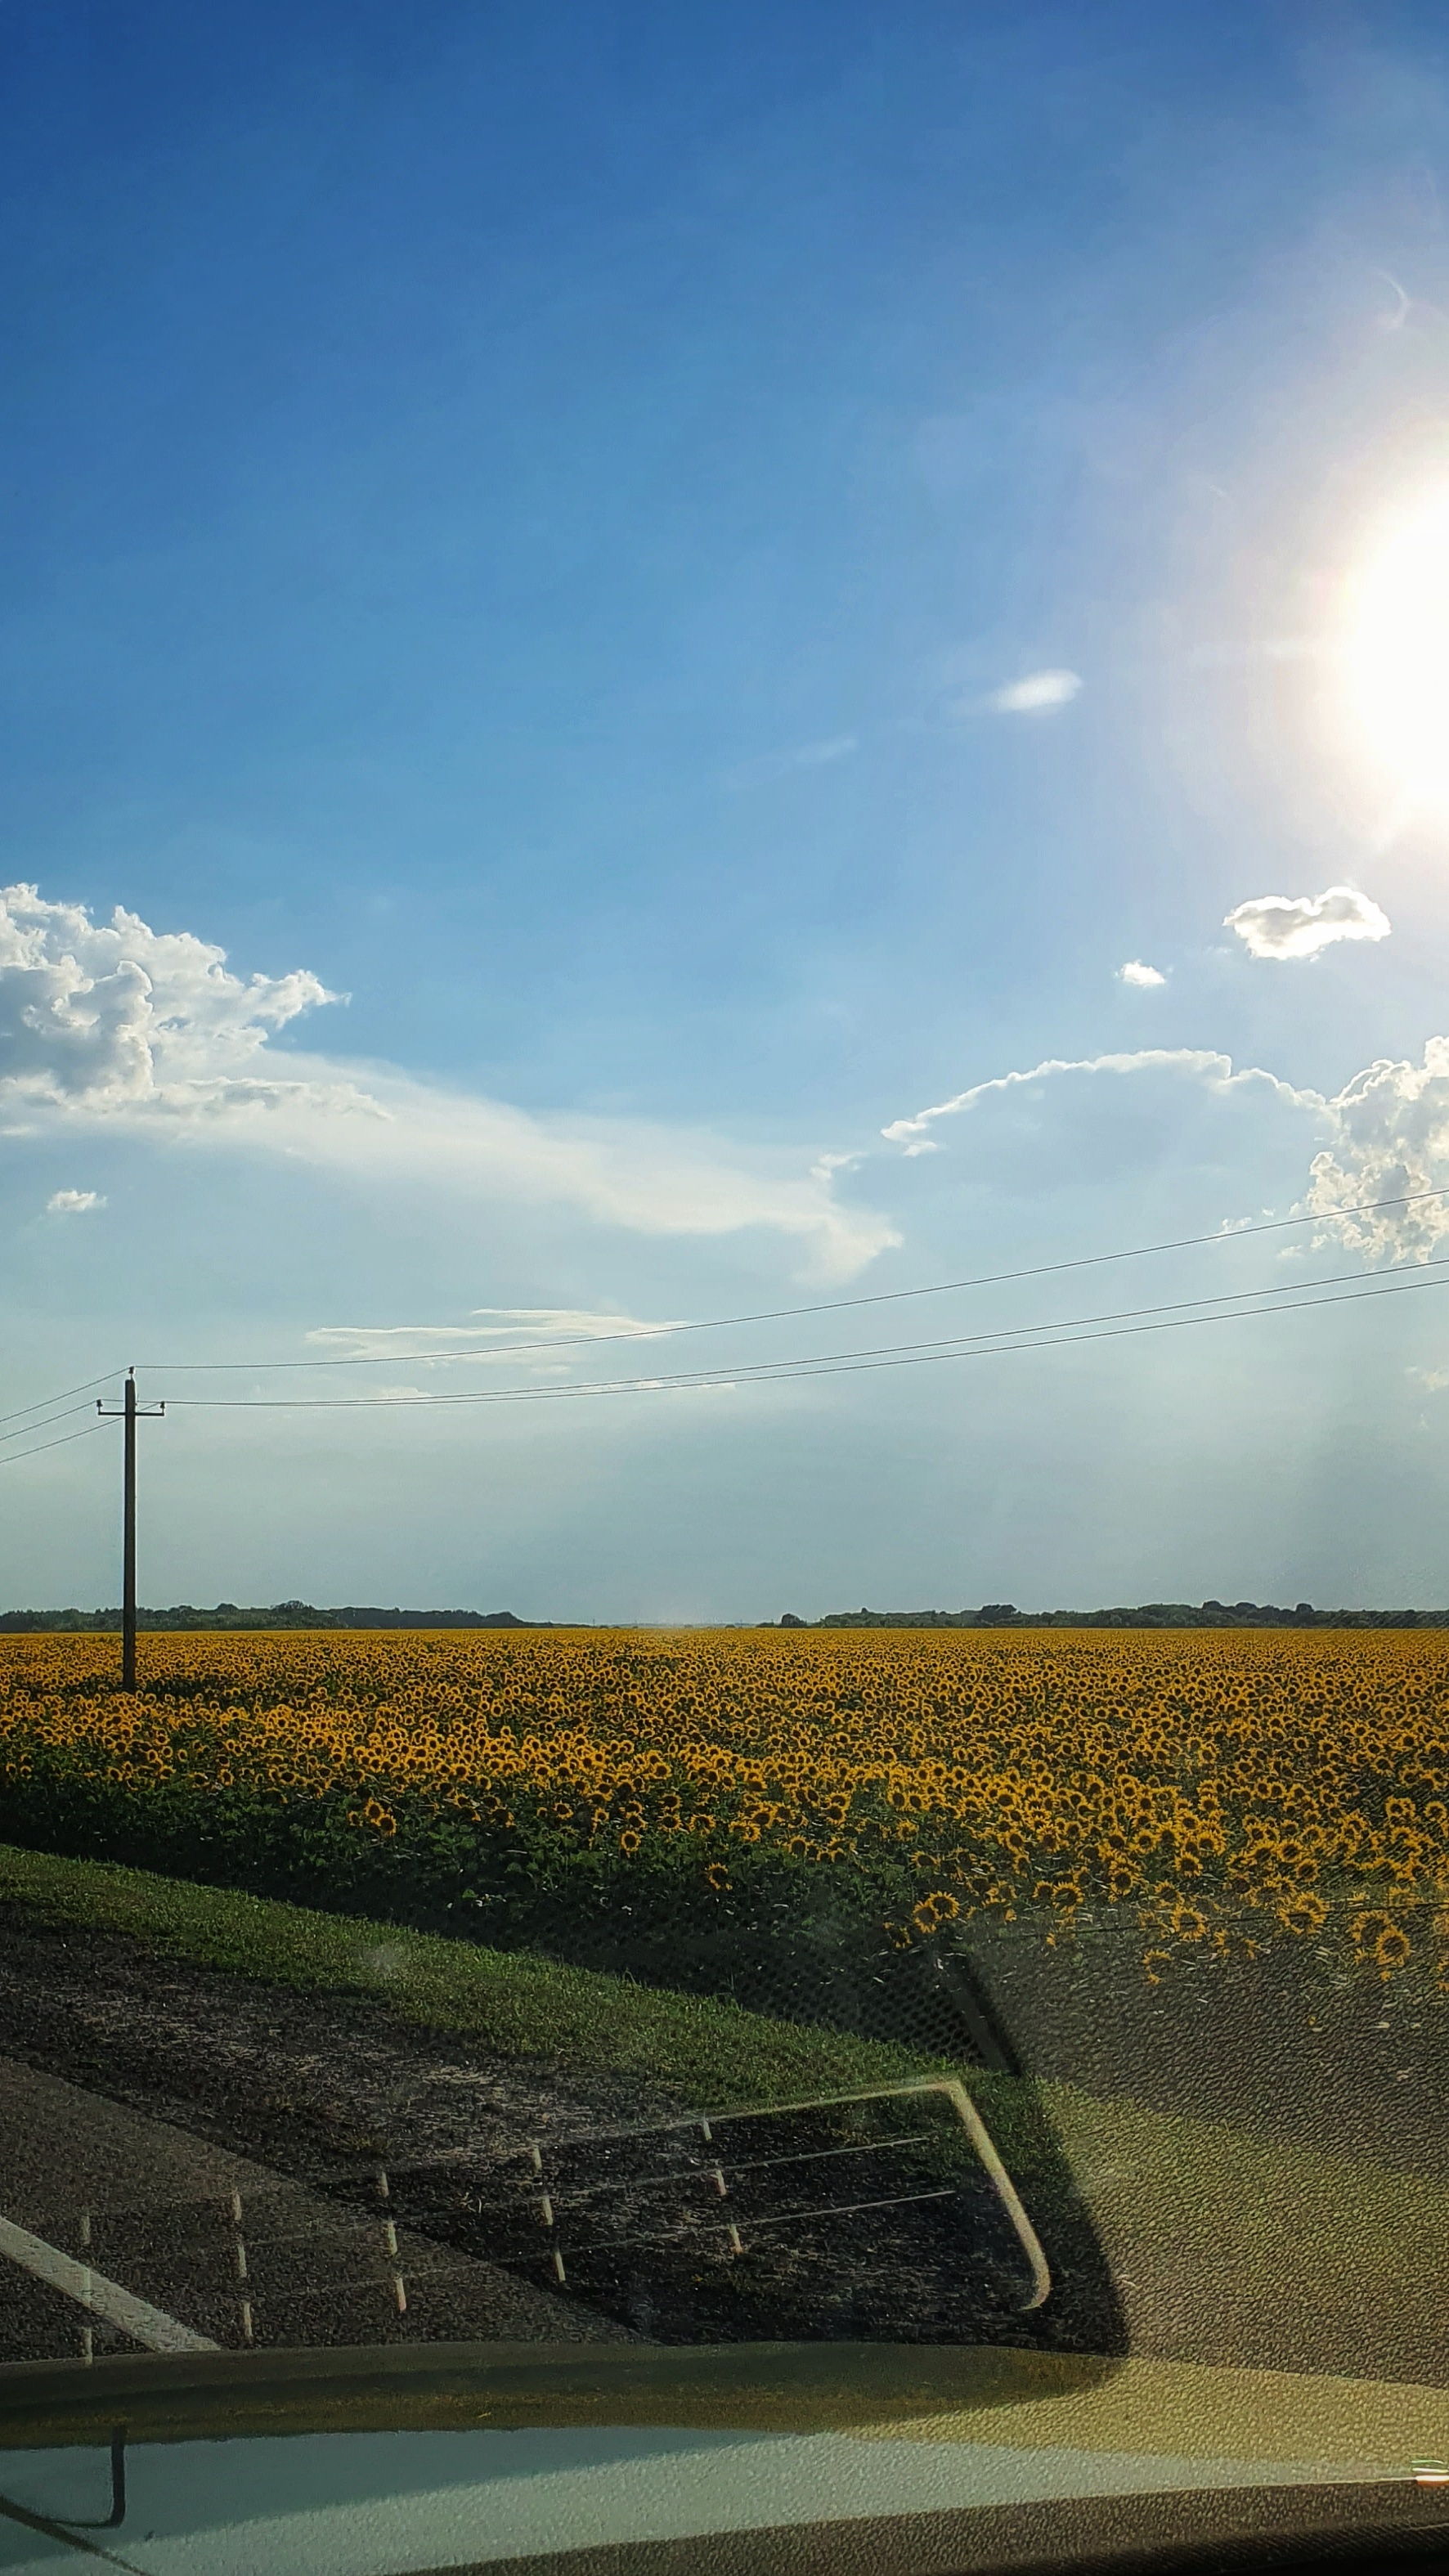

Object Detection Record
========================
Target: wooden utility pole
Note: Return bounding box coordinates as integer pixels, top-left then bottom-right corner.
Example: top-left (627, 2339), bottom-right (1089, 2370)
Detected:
top-left (96, 1371), bottom-right (165, 1690)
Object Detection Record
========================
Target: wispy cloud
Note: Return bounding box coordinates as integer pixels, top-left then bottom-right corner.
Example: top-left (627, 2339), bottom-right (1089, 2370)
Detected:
top-left (985, 669), bottom-right (1082, 715)
top-left (726, 734), bottom-right (858, 789)
top-left (305, 1309), bottom-right (676, 1366)
top-left (1225, 885), bottom-right (1390, 962)
top-left (1117, 959), bottom-right (1166, 989)
top-left (0, 884), bottom-right (899, 1281)
top-left (45, 1187), bottom-right (105, 1214)
top-left (1373, 268), bottom-right (1411, 330)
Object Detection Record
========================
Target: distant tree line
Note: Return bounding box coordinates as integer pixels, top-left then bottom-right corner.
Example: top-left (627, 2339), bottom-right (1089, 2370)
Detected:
top-left (784, 1602), bottom-right (1449, 1629)
top-left (0, 1605), bottom-right (534, 1633)
top-left (5, 1600), bottom-right (1447, 1635)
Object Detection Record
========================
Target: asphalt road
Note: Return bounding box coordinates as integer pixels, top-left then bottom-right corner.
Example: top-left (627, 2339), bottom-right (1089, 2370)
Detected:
top-left (0, 2056), bottom-right (618, 2367)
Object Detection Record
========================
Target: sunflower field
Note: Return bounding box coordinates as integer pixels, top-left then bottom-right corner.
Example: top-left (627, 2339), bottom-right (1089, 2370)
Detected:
top-left (2, 1626), bottom-right (1447, 1999)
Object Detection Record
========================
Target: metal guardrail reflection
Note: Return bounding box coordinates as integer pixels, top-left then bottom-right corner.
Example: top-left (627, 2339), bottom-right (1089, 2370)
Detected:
top-left (509, 2079), bottom-right (1050, 2313)
top-left (2, 2077), bottom-right (1047, 2359)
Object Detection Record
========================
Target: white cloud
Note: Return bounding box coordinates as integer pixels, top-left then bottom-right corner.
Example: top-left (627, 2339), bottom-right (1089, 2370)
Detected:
top-left (882, 1048), bottom-right (1317, 1188)
top-left (0, 884), bottom-right (895, 1279)
top-left (1224, 885), bottom-right (1391, 962)
top-left (306, 1309), bottom-right (677, 1367)
top-left (1302, 1036), bottom-right (1449, 1263)
top-left (283, 1072), bottom-right (895, 1277)
top-left (986, 669), bottom-right (1082, 714)
top-left (1118, 960), bottom-right (1166, 988)
top-left (45, 1187), bottom-right (105, 1214)
top-left (0, 881), bottom-right (349, 1115)
top-left (880, 1027), bottom-right (1449, 1268)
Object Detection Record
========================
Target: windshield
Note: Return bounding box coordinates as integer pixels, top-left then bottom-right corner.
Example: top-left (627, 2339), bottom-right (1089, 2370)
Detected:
top-left (2, 5), bottom-right (1449, 2572)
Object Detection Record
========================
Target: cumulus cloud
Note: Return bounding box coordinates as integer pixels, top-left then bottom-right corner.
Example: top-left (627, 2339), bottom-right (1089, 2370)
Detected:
top-left (1224, 885), bottom-right (1391, 962)
top-left (0, 882), bottom-right (352, 1119)
top-left (0, 884), bottom-right (895, 1279)
top-left (986, 669), bottom-right (1082, 714)
top-left (45, 1187), bottom-right (105, 1214)
top-left (1118, 960), bottom-right (1166, 988)
top-left (1302, 1037), bottom-right (1449, 1263)
top-left (879, 1027), bottom-right (1449, 1268)
top-left (882, 1048), bottom-right (1317, 1191)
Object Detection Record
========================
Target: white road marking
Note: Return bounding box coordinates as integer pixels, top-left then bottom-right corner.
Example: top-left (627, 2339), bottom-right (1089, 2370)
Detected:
top-left (0, 2210), bottom-right (219, 2354)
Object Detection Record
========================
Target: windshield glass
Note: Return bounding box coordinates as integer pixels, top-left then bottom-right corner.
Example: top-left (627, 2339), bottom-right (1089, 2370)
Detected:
top-left (2, 4), bottom-right (1449, 2570)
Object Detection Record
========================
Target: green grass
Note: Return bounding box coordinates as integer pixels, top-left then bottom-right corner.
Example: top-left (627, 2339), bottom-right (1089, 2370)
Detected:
top-left (0, 1839), bottom-right (948, 2106)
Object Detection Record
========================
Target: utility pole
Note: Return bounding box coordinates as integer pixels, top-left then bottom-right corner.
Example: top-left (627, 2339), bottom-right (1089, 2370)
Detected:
top-left (97, 1371), bottom-right (165, 1691)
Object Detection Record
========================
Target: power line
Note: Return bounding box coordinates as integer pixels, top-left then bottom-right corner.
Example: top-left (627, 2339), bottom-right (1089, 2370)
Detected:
top-left (160, 1261), bottom-right (1449, 1415)
top-left (0, 1402), bottom-right (102, 1449)
top-left (8, 1182), bottom-right (1449, 1451)
top-left (162, 1249), bottom-right (1449, 1406)
top-left (6, 1258), bottom-right (1447, 1476)
top-left (0, 1371), bottom-right (122, 1430)
top-left (0, 1419), bottom-right (110, 1470)
top-left (139, 1179), bottom-right (1449, 1375)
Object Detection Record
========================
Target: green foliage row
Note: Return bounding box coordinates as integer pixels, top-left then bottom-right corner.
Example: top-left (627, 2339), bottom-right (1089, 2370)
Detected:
top-left (0, 1742), bottom-right (940, 2045)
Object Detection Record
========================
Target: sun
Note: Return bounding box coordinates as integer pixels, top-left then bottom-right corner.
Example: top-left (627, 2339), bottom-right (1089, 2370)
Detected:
top-left (1340, 483), bottom-right (1449, 808)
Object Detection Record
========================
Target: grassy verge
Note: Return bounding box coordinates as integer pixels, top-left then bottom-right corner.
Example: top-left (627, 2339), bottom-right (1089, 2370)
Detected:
top-left (0, 1840), bottom-right (945, 2107)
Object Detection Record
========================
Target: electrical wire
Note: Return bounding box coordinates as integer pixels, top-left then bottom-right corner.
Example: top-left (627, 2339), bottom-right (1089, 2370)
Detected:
top-left (0, 1419), bottom-right (110, 1470)
top-left (0, 1371), bottom-right (123, 1429)
top-left (10, 1184), bottom-right (1449, 1455)
top-left (7, 1258), bottom-right (1448, 1472)
top-left (138, 1179), bottom-right (1449, 1374)
top-left (160, 1260), bottom-right (1449, 1414)
top-left (0, 1402), bottom-right (100, 1448)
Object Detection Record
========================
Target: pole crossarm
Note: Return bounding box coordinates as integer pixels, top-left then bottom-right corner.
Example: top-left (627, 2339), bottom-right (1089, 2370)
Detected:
top-left (96, 1372), bottom-right (165, 1691)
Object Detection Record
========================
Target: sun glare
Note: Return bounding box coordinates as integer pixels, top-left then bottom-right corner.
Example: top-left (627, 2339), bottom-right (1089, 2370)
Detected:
top-left (1341, 485), bottom-right (1449, 807)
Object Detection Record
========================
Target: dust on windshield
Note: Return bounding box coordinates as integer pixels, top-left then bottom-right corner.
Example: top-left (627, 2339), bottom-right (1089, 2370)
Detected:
top-left (0, 1615), bottom-right (1443, 2386)
top-left (2, 0), bottom-right (1449, 2500)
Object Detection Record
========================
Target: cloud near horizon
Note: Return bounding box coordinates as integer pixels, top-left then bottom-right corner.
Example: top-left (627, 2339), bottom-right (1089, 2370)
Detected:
top-left (1224, 885), bottom-right (1391, 962)
top-left (0, 884), bottom-right (896, 1280)
top-left (1118, 959), bottom-right (1166, 988)
top-left (45, 1187), bottom-right (105, 1214)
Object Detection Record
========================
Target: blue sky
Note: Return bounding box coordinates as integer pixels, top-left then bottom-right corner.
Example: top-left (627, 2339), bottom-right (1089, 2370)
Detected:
top-left (7, 0), bottom-right (1449, 1614)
